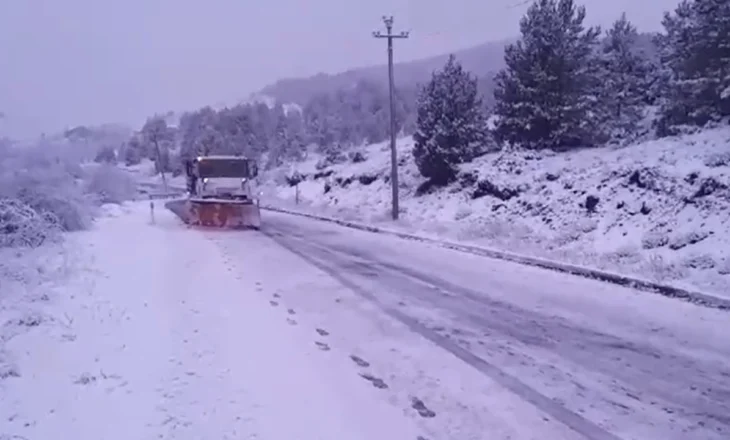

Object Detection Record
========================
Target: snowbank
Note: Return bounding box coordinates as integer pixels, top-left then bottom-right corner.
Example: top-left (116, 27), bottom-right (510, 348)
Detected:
top-left (1, 141), bottom-right (139, 378)
top-left (261, 127), bottom-right (730, 297)
top-left (0, 235), bottom-right (81, 381)
top-left (0, 143), bottom-right (139, 251)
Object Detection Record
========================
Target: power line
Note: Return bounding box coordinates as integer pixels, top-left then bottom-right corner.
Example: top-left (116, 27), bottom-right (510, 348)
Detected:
top-left (373, 16), bottom-right (409, 221)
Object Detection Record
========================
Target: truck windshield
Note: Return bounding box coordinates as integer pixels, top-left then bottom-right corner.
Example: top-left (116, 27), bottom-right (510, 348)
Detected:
top-left (196, 159), bottom-right (250, 178)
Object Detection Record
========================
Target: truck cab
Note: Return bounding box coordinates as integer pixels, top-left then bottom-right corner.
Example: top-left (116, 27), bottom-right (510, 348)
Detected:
top-left (185, 155), bottom-right (259, 201)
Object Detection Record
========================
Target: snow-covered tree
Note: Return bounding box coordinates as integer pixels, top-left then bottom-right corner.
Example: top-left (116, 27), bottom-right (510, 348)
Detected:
top-left (412, 55), bottom-right (490, 185)
top-left (122, 136), bottom-right (144, 166)
top-left (595, 14), bottom-right (655, 141)
top-left (265, 105), bottom-right (292, 169)
top-left (217, 105), bottom-right (255, 157)
top-left (140, 116), bottom-right (175, 173)
top-left (300, 79), bottom-right (417, 150)
top-left (303, 93), bottom-right (338, 149)
top-left (493, 0), bottom-right (601, 149)
top-left (94, 145), bottom-right (117, 164)
top-left (655, 0), bottom-right (730, 134)
top-left (178, 107), bottom-right (221, 158)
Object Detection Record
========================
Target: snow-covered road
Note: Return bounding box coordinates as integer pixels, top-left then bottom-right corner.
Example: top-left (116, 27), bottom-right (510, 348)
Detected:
top-left (2, 202), bottom-right (728, 440)
top-left (256, 210), bottom-right (730, 440)
top-left (0, 203), bottom-right (422, 440)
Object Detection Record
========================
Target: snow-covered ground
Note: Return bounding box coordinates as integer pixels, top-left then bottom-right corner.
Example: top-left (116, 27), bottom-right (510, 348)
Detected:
top-left (261, 127), bottom-right (730, 298)
top-left (123, 161), bottom-right (186, 192)
top-left (3, 193), bottom-right (728, 439)
top-left (0, 202), bottom-right (428, 439)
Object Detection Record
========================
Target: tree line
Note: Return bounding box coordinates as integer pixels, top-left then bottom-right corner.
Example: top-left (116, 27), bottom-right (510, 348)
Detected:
top-left (116, 0), bottom-right (728, 187)
top-left (110, 81), bottom-right (418, 173)
top-left (414, 0), bottom-right (728, 184)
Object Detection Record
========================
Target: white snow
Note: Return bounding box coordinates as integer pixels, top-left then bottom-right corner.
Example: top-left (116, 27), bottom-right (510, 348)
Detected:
top-left (260, 126), bottom-right (730, 298)
top-left (0, 201), bottom-right (426, 439)
top-left (123, 160), bottom-right (186, 189)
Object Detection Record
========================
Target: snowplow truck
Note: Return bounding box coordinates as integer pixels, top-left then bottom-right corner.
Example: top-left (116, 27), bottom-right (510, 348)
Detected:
top-left (165, 155), bottom-right (261, 229)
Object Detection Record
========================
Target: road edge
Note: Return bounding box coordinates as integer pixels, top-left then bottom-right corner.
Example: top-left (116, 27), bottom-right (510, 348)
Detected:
top-left (261, 205), bottom-right (730, 311)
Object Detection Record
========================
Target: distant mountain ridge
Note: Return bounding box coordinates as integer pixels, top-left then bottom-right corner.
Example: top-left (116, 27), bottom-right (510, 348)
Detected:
top-left (257, 32), bottom-right (658, 106)
top-left (258, 38), bottom-right (515, 105)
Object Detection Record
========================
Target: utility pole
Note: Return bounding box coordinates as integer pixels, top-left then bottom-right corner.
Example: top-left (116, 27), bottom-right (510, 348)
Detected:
top-left (373, 16), bottom-right (408, 220)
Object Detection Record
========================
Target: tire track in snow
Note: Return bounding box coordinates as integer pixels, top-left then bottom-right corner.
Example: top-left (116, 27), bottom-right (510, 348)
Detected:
top-left (262, 227), bottom-right (621, 440)
top-left (262, 222), bottom-right (730, 439)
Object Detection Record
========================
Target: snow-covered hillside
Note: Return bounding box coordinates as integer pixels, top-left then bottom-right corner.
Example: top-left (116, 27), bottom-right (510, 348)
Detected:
top-left (261, 127), bottom-right (730, 297)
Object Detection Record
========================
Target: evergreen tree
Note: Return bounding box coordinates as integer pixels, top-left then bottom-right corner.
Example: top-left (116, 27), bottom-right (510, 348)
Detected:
top-left (656, 0), bottom-right (730, 134)
top-left (266, 105), bottom-right (291, 169)
top-left (412, 55), bottom-right (489, 185)
top-left (492, 0), bottom-right (601, 149)
top-left (178, 107), bottom-right (218, 159)
top-left (220, 105), bottom-right (256, 157)
top-left (122, 136), bottom-right (144, 166)
top-left (284, 108), bottom-right (308, 160)
top-left (303, 93), bottom-right (337, 149)
top-left (596, 13), bottom-right (655, 141)
top-left (94, 145), bottom-right (117, 164)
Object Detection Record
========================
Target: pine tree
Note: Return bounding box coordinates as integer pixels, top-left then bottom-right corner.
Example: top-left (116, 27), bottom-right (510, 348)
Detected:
top-left (178, 107), bottom-right (218, 159)
top-left (303, 94), bottom-right (337, 149)
top-left (265, 105), bottom-right (291, 169)
top-left (412, 55), bottom-right (489, 185)
top-left (492, 0), bottom-right (601, 150)
top-left (94, 145), bottom-right (117, 164)
top-left (656, 0), bottom-right (730, 133)
top-left (122, 136), bottom-right (143, 166)
top-left (596, 13), bottom-right (654, 141)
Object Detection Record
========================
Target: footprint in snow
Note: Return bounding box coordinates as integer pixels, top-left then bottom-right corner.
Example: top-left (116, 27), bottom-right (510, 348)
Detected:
top-left (350, 355), bottom-right (370, 368)
top-left (315, 328), bottom-right (329, 336)
top-left (359, 373), bottom-right (387, 389)
top-left (269, 300), bottom-right (279, 307)
top-left (0, 364), bottom-right (20, 380)
top-left (287, 309), bottom-right (296, 315)
top-left (286, 318), bottom-right (297, 326)
top-left (74, 373), bottom-right (97, 385)
top-left (315, 341), bottom-right (330, 351)
top-left (410, 397), bottom-right (436, 418)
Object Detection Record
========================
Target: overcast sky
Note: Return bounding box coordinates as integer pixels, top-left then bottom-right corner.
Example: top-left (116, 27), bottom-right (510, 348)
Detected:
top-left (0, 0), bottom-right (680, 139)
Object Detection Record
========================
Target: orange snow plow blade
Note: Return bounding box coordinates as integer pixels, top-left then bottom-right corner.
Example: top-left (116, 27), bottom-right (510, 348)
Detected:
top-left (165, 199), bottom-right (261, 229)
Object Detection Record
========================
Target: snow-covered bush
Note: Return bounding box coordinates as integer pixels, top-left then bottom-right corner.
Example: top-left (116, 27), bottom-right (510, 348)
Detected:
top-left (0, 199), bottom-right (61, 248)
top-left (704, 151), bottom-right (730, 168)
top-left (0, 153), bottom-right (93, 232)
top-left (643, 254), bottom-right (685, 283)
top-left (85, 164), bottom-right (137, 205)
top-left (0, 139), bottom-right (138, 248)
top-left (718, 258), bottom-right (730, 275)
top-left (94, 145), bottom-right (117, 164)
